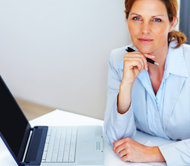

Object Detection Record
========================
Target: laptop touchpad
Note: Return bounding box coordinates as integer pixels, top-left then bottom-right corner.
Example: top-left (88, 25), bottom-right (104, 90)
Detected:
top-left (76, 126), bottom-right (103, 165)
top-left (81, 141), bottom-right (94, 151)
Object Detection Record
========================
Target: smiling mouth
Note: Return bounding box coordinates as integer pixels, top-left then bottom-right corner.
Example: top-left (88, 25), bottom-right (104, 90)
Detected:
top-left (138, 38), bottom-right (153, 42)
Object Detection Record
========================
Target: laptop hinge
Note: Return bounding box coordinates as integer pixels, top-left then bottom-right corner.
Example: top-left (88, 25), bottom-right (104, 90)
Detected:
top-left (20, 161), bottom-right (27, 166)
top-left (21, 128), bottom-right (33, 163)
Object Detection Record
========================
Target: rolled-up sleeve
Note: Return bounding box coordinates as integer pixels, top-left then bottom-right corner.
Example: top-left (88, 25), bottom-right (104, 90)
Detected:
top-left (159, 139), bottom-right (190, 166)
top-left (104, 50), bottom-right (136, 146)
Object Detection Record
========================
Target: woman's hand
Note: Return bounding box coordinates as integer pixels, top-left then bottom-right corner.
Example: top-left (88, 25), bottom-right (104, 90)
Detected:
top-left (117, 51), bottom-right (155, 114)
top-left (113, 137), bottom-right (165, 163)
top-left (122, 51), bottom-right (154, 85)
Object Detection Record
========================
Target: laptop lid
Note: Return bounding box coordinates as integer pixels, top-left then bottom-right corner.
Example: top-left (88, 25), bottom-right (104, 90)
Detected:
top-left (0, 76), bottom-right (32, 165)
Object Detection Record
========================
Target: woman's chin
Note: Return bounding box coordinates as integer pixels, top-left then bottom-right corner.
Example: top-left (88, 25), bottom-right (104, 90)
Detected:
top-left (137, 47), bottom-right (152, 54)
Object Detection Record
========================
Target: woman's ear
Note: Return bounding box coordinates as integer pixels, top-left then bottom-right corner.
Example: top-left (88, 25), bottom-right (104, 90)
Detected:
top-left (169, 16), bottom-right (177, 32)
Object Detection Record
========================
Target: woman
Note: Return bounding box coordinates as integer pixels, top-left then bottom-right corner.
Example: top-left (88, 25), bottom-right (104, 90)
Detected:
top-left (104, 0), bottom-right (190, 165)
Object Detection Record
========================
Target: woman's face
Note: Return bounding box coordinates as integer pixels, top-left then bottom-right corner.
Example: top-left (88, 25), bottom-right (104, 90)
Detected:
top-left (127, 0), bottom-right (176, 54)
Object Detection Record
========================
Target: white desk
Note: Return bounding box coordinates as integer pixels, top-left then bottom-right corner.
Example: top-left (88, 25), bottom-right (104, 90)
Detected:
top-left (0, 109), bottom-right (174, 166)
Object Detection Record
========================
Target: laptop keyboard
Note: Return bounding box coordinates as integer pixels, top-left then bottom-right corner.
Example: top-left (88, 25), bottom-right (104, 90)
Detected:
top-left (41, 127), bottom-right (77, 163)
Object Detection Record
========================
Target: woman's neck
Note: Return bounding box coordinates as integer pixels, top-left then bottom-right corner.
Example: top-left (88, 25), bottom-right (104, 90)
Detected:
top-left (147, 43), bottom-right (169, 95)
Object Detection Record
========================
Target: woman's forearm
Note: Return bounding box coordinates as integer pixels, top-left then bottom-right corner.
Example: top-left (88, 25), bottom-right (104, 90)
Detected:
top-left (117, 82), bottom-right (133, 114)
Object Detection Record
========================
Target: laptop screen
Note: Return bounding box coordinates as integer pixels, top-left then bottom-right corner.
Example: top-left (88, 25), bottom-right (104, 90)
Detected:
top-left (0, 76), bottom-right (30, 162)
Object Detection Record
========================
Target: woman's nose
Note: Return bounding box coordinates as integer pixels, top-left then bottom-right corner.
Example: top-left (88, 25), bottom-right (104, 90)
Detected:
top-left (141, 22), bottom-right (151, 35)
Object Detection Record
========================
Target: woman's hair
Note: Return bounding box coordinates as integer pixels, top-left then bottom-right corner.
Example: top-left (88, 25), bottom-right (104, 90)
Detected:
top-left (124, 0), bottom-right (187, 48)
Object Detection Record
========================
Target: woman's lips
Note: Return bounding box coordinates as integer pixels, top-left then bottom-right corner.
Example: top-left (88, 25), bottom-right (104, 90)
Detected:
top-left (138, 38), bottom-right (153, 43)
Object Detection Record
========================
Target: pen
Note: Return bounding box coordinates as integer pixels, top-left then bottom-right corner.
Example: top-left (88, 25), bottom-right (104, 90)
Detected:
top-left (126, 47), bottom-right (159, 66)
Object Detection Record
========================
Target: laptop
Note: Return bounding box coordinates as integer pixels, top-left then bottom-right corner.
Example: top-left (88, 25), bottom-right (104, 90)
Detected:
top-left (0, 76), bottom-right (104, 166)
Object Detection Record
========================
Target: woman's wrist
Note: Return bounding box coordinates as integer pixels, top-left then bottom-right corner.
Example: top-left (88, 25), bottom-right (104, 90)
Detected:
top-left (145, 146), bottom-right (165, 162)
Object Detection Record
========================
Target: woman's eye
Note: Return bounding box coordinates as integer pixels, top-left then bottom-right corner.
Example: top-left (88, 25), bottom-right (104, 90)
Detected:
top-left (132, 17), bottom-right (141, 21)
top-left (153, 18), bottom-right (162, 22)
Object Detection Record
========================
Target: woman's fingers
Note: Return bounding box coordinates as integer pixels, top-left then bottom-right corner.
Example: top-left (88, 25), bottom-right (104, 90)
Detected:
top-left (113, 137), bottom-right (148, 162)
top-left (124, 52), bottom-right (149, 71)
top-left (121, 51), bottom-right (154, 86)
top-left (113, 138), bottom-right (125, 152)
top-left (113, 137), bottom-right (131, 153)
top-left (144, 53), bottom-right (155, 59)
top-left (124, 57), bottom-right (146, 72)
top-left (119, 149), bottom-right (127, 157)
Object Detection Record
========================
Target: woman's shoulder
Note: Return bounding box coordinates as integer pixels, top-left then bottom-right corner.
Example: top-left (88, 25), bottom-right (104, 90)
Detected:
top-left (109, 44), bottom-right (133, 68)
top-left (181, 44), bottom-right (190, 59)
top-left (172, 43), bottom-right (190, 59)
top-left (182, 43), bottom-right (190, 52)
top-left (110, 44), bottom-right (133, 56)
top-left (180, 44), bottom-right (190, 74)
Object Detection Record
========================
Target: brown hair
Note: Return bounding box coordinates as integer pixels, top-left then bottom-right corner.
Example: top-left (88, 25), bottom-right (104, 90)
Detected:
top-left (124, 0), bottom-right (187, 48)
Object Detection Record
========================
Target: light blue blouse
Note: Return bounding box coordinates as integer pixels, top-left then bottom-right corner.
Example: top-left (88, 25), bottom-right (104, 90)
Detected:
top-left (104, 41), bottom-right (190, 166)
